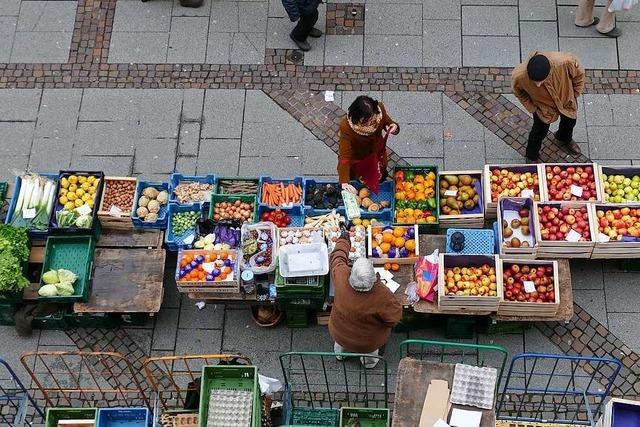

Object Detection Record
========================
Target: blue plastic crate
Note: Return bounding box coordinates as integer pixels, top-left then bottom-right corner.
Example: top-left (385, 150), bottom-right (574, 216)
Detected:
top-left (258, 176), bottom-right (305, 208)
top-left (169, 173), bottom-right (216, 205)
top-left (96, 407), bottom-right (151, 427)
top-left (446, 228), bottom-right (495, 254)
top-left (131, 180), bottom-right (170, 229)
top-left (5, 172), bottom-right (58, 241)
top-left (352, 180), bottom-right (394, 210)
top-left (258, 205), bottom-right (304, 227)
top-left (165, 203), bottom-right (205, 251)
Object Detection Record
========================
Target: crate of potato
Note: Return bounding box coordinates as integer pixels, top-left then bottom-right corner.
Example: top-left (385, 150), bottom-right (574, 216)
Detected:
top-left (439, 170), bottom-right (484, 228)
top-left (497, 197), bottom-right (537, 259)
top-left (590, 203), bottom-right (640, 259)
top-left (533, 202), bottom-right (596, 259)
top-left (540, 163), bottom-right (602, 202)
top-left (437, 254), bottom-right (502, 313)
top-left (209, 194), bottom-right (257, 224)
top-left (483, 164), bottom-right (543, 218)
top-left (367, 225), bottom-right (419, 264)
top-left (131, 181), bottom-right (170, 229)
top-left (97, 177), bottom-right (137, 230)
top-left (498, 259), bottom-right (559, 317)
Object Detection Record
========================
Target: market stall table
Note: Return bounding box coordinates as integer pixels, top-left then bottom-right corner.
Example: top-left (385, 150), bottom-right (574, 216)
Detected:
top-left (392, 358), bottom-right (496, 427)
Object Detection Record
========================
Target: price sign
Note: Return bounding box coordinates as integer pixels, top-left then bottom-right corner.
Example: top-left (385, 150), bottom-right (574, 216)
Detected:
top-left (521, 189), bottom-right (534, 198)
top-left (444, 189), bottom-right (458, 197)
top-left (523, 281), bottom-right (536, 293)
top-left (598, 232), bottom-right (610, 242)
top-left (76, 204), bottom-right (92, 216)
top-left (109, 205), bottom-right (123, 218)
top-left (183, 232), bottom-right (195, 245)
top-left (570, 185), bottom-right (583, 197)
top-left (565, 229), bottom-right (582, 242)
top-left (22, 208), bottom-right (36, 219)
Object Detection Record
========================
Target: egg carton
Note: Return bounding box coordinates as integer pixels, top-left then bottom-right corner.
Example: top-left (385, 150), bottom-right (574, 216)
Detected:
top-left (450, 363), bottom-right (497, 410)
top-left (278, 227), bottom-right (325, 246)
top-left (327, 225), bottom-right (367, 260)
top-left (207, 389), bottom-right (253, 427)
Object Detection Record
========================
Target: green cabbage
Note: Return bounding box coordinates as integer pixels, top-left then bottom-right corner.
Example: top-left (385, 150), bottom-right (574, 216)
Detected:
top-left (38, 284), bottom-right (58, 297)
top-left (54, 281), bottom-right (75, 296)
top-left (57, 269), bottom-right (77, 284)
top-left (75, 214), bottom-right (92, 228)
top-left (42, 269), bottom-right (59, 285)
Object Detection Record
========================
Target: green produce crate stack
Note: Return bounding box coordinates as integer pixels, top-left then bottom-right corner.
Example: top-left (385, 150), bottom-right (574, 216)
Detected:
top-left (0, 181), bottom-right (7, 202)
top-left (45, 408), bottom-right (97, 427)
top-left (290, 407), bottom-right (339, 426)
top-left (340, 407), bottom-right (390, 427)
top-left (33, 308), bottom-right (68, 330)
top-left (0, 302), bottom-right (19, 326)
top-left (285, 308), bottom-right (309, 328)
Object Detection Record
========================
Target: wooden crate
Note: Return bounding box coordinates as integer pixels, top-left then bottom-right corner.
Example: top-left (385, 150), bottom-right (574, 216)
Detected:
top-left (367, 224), bottom-right (420, 265)
top-left (590, 203), bottom-right (640, 259)
top-left (175, 249), bottom-right (240, 294)
top-left (97, 176), bottom-right (137, 230)
top-left (598, 164), bottom-right (640, 204)
top-left (540, 162), bottom-right (603, 202)
top-left (483, 164), bottom-right (543, 218)
top-left (497, 259), bottom-right (560, 317)
top-left (533, 201), bottom-right (596, 259)
top-left (438, 170), bottom-right (485, 229)
top-left (437, 254), bottom-right (502, 313)
top-left (497, 197), bottom-right (537, 260)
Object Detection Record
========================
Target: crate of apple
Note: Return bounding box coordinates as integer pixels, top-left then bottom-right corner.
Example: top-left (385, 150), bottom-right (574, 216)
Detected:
top-left (437, 254), bottom-right (502, 312)
top-left (483, 164), bottom-right (542, 217)
top-left (543, 164), bottom-right (600, 202)
top-left (592, 204), bottom-right (640, 258)
top-left (536, 203), bottom-right (592, 242)
top-left (499, 260), bottom-right (559, 316)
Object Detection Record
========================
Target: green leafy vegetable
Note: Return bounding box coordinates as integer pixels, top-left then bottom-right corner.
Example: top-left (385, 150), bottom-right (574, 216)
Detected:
top-left (0, 252), bottom-right (29, 293)
top-left (42, 270), bottom-right (59, 285)
top-left (56, 209), bottom-right (78, 228)
top-left (0, 224), bottom-right (30, 262)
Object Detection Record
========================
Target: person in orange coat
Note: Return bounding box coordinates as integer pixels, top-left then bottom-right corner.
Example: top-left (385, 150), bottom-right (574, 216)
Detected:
top-left (338, 96), bottom-right (400, 195)
top-left (329, 233), bottom-right (403, 368)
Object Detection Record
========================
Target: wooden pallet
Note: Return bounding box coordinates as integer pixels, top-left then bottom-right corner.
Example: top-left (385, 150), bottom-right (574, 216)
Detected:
top-left (497, 197), bottom-right (537, 260)
top-left (533, 201), bottom-right (596, 259)
top-left (590, 203), bottom-right (640, 259)
top-left (97, 176), bottom-right (137, 230)
top-left (483, 164), bottom-right (543, 218)
top-left (439, 170), bottom-right (485, 228)
top-left (498, 259), bottom-right (560, 317)
top-left (540, 162), bottom-right (603, 202)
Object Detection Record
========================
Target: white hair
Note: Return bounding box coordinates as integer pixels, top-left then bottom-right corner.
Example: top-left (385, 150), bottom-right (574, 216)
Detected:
top-left (349, 258), bottom-right (376, 292)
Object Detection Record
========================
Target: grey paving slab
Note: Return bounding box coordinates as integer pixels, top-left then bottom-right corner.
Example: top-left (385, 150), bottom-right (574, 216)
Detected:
top-left (405, 157), bottom-right (444, 169)
top-left (0, 17), bottom-right (15, 62)
top-left (0, 0), bottom-right (20, 16)
top-left (422, 20), bottom-right (462, 67)
top-left (179, 298), bottom-right (225, 329)
top-left (388, 123), bottom-right (444, 157)
top-left (557, 6), bottom-right (607, 37)
top-left (223, 308), bottom-right (291, 352)
top-left (463, 0), bottom-right (517, 4)
top-left (268, 0), bottom-right (286, 17)
top-left (365, 3), bottom-right (422, 35)
top-left (229, 32), bottom-right (266, 65)
top-left (382, 92), bottom-right (442, 124)
top-left (0, 89), bottom-right (41, 121)
top-left (11, 31), bottom-right (71, 63)
top-left (239, 156), bottom-right (303, 176)
top-left (520, 21), bottom-right (559, 58)
top-left (134, 138), bottom-right (178, 174)
top-left (35, 89), bottom-right (81, 138)
top-left (175, 328), bottom-right (223, 354)
top-left (0, 155), bottom-right (27, 181)
top-left (605, 272), bottom-right (640, 313)
top-left (302, 139), bottom-right (339, 175)
top-left (16, 1), bottom-right (77, 32)
top-left (124, 328), bottom-right (153, 354)
top-left (79, 89), bottom-right (140, 121)
top-left (462, 36), bottom-right (520, 67)
top-left (588, 126), bottom-right (640, 160)
top-left (241, 121), bottom-right (305, 156)
top-left (607, 313), bottom-right (640, 352)
top-left (583, 94), bottom-right (613, 126)
top-left (181, 89), bottom-right (205, 121)
top-left (238, 2), bottom-right (268, 33)
top-left (303, 37), bottom-right (325, 66)
top-left (175, 155), bottom-right (197, 174)
top-left (151, 308), bottom-right (179, 351)
top-left (113, 1), bottom-right (172, 32)
top-left (444, 139), bottom-right (486, 169)
top-left (558, 37), bottom-right (618, 69)
top-left (210, 1), bottom-right (240, 32)
top-left (617, 5), bottom-right (640, 21)
top-left (519, 0), bottom-right (556, 20)
top-left (29, 137), bottom-right (74, 171)
top-left (109, 32), bottom-right (168, 63)
top-left (617, 22), bottom-right (640, 69)
top-left (363, 34), bottom-right (422, 67)
top-left (443, 96), bottom-right (484, 141)
top-left (202, 89), bottom-right (245, 138)
top-left (266, 17), bottom-right (294, 49)
top-left (167, 17), bottom-right (208, 63)
top-left (75, 121), bottom-right (138, 155)
top-left (178, 122), bottom-right (201, 156)
top-left (173, 0), bottom-right (213, 16)
top-left (244, 90), bottom-right (290, 123)
top-left (574, 289), bottom-right (608, 327)
top-left (484, 128), bottom-right (521, 160)
top-left (324, 35), bottom-right (363, 66)
top-left (462, 5), bottom-right (518, 36)
top-left (197, 138), bottom-right (240, 176)
top-left (291, 324), bottom-right (334, 352)
top-left (609, 94), bottom-right (640, 126)
top-left (0, 327), bottom-right (39, 382)
top-left (0, 122), bottom-right (34, 156)
top-left (71, 155), bottom-right (134, 175)
top-left (39, 329), bottom-right (76, 347)
top-left (205, 32), bottom-right (232, 63)
top-left (423, 0), bottom-right (461, 19)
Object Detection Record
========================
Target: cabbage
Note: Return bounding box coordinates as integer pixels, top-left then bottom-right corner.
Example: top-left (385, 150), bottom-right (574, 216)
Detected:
top-left (55, 281), bottom-right (75, 296)
top-left (42, 269), bottom-right (59, 285)
top-left (38, 284), bottom-right (58, 297)
top-left (57, 269), bottom-right (78, 284)
top-left (75, 214), bottom-right (92, 228)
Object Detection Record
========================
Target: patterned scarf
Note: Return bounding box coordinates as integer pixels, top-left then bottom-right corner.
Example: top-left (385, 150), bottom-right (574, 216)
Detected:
top-left (348, 107), bottom-right (383, 136)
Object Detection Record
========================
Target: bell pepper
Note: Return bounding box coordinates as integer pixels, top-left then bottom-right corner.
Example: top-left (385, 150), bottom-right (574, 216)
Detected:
top-left (426, 198), bottom-right (437, 210)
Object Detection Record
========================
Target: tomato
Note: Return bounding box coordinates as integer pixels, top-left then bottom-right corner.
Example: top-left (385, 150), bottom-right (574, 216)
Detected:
top-left (261, 212), bottom-right (271, 221)
top-left (395, 171), bottom-right (405, 181)
top-left (284, 216), bottom-right (291, 225)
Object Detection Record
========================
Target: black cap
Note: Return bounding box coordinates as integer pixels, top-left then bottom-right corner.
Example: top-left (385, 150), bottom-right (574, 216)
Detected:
top-left (527, 54), bottom-right (551, 82)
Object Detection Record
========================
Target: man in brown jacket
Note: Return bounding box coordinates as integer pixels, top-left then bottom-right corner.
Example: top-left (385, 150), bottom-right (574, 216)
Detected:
top-left (329, 233), bottom-right (403, 368)
top-left (512, 51), bottom-right (585, 161)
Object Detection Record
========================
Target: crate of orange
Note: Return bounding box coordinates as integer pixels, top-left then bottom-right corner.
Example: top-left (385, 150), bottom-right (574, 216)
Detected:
top-left (175, 248), bottom-right (240, 294)
top-left (392, 166), bottom-right (439, 233)
top-left (367, 224), bottom-right (420, 265)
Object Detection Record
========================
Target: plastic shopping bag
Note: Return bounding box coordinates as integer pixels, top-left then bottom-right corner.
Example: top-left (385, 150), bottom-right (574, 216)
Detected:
top-left (609, 0), bottom-right (638, 12)
top-left (415, 249), bottom-right (439, 301)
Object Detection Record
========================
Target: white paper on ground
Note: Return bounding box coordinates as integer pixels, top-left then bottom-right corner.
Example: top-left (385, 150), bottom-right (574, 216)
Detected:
top-left (565, 229), bottom-right (582, 242)
top-left (374, 268), bottom-right (394, 281)
top-left (449, 408), bottom-right (482, 427)
top-left (570, 184), bottom-right (583, 197)
top-left (523, 280), bottom-right (536, 293)
top-left (195, 301), bottom-right (206, 310)
top-left (384, 278), bottom-right (401, 293)
top-left (324, 91), bottom-right (335, 101)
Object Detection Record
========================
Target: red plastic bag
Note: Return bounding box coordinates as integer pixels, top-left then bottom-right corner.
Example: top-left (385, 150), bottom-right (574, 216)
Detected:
top-left (415, 250), bottom-right (439, 301)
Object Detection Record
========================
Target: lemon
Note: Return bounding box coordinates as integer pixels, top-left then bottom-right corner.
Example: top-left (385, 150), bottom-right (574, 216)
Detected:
top-left (87, 200), bottom-right (94, 208)
top-left (69, 184), bottom-right (77, 193)
top-left (87, 176), bottom-right (96, 184)
top-left (76, 188), bottom-right (85, 197)
top-left (59, 196), bottom-right (68, 205)
top-left (68, 175), bottom-right (78, 184)
top-left (82, 194), bottom-right (91, 202)
top-left (64, 202), bottom-right (75, 210)
top-left (81, 182), bottom-right (90, 191)
top-left (59, 188), bottom-right (68, 196)
top-left (88, 187), bottom-right (95, 195)
top-left (362, 219), bottom-right (370, 227)
top-left (75, 199), bottom-right (84, 208)
top-left (78, 176), bottom-right (87, 184)
top-left (352, 218), bottom-right (362, 225)
top-left (67, 192), bottom-right (77, 201)
top-left (61, 177), bottom-right (69, 189)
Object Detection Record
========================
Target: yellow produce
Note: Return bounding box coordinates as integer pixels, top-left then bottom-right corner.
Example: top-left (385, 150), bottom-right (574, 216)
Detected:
top-left (60, 178), bottom-right (69, 189)
top-left (57, 174), bottom-right (101, 211)
top-left (67, 192), bottom-right (77, 201)
top-left (59, 196), bottom-right (68, 205)
top-left (74, 199), bottom-right (84, 208)
top-left (64, 202), bottom-right (75, 210)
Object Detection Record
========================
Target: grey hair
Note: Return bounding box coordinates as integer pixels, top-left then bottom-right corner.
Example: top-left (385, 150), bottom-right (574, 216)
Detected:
top-left (349, 258), bottom-right (376, 292)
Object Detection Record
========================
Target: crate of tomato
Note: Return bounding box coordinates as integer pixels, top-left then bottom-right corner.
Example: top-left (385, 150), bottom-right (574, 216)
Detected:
top-left (258, 206), bottom-right (302, 227)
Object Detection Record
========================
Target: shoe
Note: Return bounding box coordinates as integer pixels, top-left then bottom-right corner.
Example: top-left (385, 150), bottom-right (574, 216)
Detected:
top-left (309, 28), bottom-right (323, 38)
top-left (575, 16), bottom-right (599, 28)
top-left (525, 156), bottom-right (539, 164)
top-left (360, 357), bottom-right (380, 369)
top-left (554, 132), bottom-right (581, 155)
top-left (598, 27), bottom-right (622, 38)
top-left (290, 34), bottom-right (311, 51)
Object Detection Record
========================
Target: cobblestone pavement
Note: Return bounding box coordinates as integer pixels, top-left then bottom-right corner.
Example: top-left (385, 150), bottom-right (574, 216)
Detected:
top-left (1, 0), bottom-right (640, 409)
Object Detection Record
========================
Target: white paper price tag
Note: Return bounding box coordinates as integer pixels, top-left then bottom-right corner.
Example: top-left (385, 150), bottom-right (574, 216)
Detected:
top-left (523, 281), bottom-right (536, 293)
top-left (324, 90), bottom-right (335, 102)
top-left (202, 262), bottom-right (215, 273)
top-left (109, 205), bottom-right (123, 218)
top-left (521, 189), bottom-right (534, 198)
top-left (22, 208), bottom-right (36, 219)
top-left (565, 229), bottom-right (582, 242)
top-left (598, 232), bottom-right (610, 242)
top-left (570, 184), bottom-right (583, 197)
top-left (76, 204), bottom-right (92, 216)
top-left (444, 189), bottom-right (458, 197)
top-left (183, 233), bottom-right (195, 245)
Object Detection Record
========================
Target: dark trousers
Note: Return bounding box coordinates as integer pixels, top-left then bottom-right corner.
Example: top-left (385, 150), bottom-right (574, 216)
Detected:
top-left (291, 8), bottom-right (319, 42)
top-left (527, 112), bottom-right (576, 159)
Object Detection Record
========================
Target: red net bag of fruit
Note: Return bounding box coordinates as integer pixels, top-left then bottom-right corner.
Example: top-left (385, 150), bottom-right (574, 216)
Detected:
top-left (415, 249), bottom-right (439, 301)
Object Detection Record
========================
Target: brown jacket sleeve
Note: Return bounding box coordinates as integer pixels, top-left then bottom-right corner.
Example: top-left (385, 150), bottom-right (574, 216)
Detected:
top-left (511, 71), bottom-right (537, 114)
top-left (379, 102), bottom-right (400, 135)
top-left (337, 119), bottom-right (353, 183)
top-left (376, 286), bottom-right (403, 328)
top-left (568, 54), bottom-right (585, 98)
top-left (330, 236), bottom-right (352, 283)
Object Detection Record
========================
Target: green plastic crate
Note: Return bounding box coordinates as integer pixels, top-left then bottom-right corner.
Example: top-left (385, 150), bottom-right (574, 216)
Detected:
top-left (39, 235), bottom-right (96, 303)
top-left (33, 308), bottom-right (68, 330)
top-left (0, 181), bottom-right (7, 202)
top-left (45, 408), bottom-right (97, 427)
top-left (209, 193), bottom-right (258, 222)
top-left (291, 407), bottom-right (339, 426)
top-left (340, 407), bottom-right (390, 427)
top-left (275, 267), bottom-right (325, 298)
top-left (198, 365), bottom-right (261, 427)
top-left (0, 302), bottom-right (18, 326)
top-left (278, 295), bottom-right (325, 311)
top-left (285, 308), bottom-right (309, 328)
top-left (445, 316), bottom-right (477, 339)
top-left (392, 165), bottom-right (440, 233)
top-left (215, 177), bottom-right (260, 195)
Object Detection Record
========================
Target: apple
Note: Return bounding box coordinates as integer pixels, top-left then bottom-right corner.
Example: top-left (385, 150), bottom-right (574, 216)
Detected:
top-left (545, 164), bottom-right (597, 201)
top-left (489, 167), bottom-right (540, 202)
top-left (502, 262), bottom-right (556, 303)
top-left (595, 206), bottom-right (640, 241)
top-left (538, 202), bottom-right (593, 242)
top-left (444, 265), bottom-right (498, 297)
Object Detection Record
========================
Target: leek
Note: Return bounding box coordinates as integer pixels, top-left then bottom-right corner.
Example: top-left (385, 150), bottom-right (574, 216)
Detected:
top-left (10, 176), bottom-right (33, 227)
top-left (33, 180), bottom-right (54, 230)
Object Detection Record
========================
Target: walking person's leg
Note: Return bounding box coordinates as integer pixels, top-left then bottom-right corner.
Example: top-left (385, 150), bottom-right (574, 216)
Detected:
top-left (575, 0), bottom-right (599, 27)
top-left (290, 8), bottom-right (319, 51)
top-left (596, 0), bottom-right (620, 37)
top-left (554, 114), bottom-right (581, 155)
top-left (526, 113), bottom-right (550, 161)
top-left (334, 342), bottom-right (345, 361)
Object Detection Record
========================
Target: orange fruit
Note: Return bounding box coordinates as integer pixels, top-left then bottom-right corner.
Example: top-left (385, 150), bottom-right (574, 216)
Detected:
top-left (384, 263), bottom-right (392, 270)
top-left (394, 237), bottom-right (406, 248)
top-left (380, 242), bottom-right (391, 253)
top-left (405, 239), bottom-right (416, 251)
top-left (393, 227), bottom-right (405, 237)
top-left (382, 233), bottom-right (394, 243)
top-left (405, 191), bottom-right (416, 200)
top-left (220, 251), bottom-right (228, 260)
top-left (391, 263), bottom-right (400, 271)
top-left (223, 266), bottom-right (232, 274)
